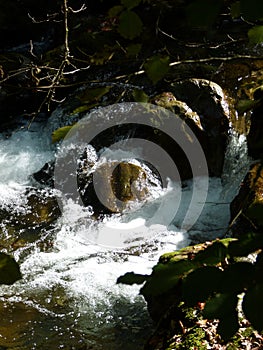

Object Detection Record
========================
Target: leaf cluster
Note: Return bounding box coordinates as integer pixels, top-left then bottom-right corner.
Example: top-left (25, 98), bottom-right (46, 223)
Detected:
top-left (117, 232), bottom-right (263, 341)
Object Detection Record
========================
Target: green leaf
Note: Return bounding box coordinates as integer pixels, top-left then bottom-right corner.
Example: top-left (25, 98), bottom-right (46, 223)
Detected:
top-left (228, 232), bottom-right (263, 257)
top-left (230, 1), bottom-right (241, 19)
top-left (182, 266), bottom-right (223, 306)
top-left (193, 241), bottom-right (227, 265)
top-left (121, 0), bottom-right (141, 10)
top-left (243, 283), bottom-right (263, 332)
top-left (144, 55), bottom-right (170, 85)
top-left (217, 312), bottom-right (239, 341)
top-left (116, 272), bottom-right (149, 285)
top-left (118, 10), bottom-right (143, 40)
top-left (52, 125), bottom-right (74, 143)
top-left (0, 252), bottom-right (22, 285)
top-left (236, 98), bottom-right (261, 114)
top-left (108, 5), bottom-right (124, 17)
top-left (220, 262), bottom-right (255, 294)
top-left (126, 43), bottom-right (142, 57)
top-left (77, 86), bottom-right (111, 104)
top-left (132, 88), bottom-right (149, 103)
top-left (241, 0), bottom-right (263, 21)
top-left (186, 0), bottom-right (223, 28)
top-left (203, 293), bottom-right (238, 320)
top-left (248, 26), bottom-right (263, 45)
top-left (141, 260), bottom-right (195, 297)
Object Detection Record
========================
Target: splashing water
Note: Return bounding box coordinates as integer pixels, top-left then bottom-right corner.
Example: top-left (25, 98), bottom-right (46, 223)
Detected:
top-left (0, 122), bottom-right (250, 349)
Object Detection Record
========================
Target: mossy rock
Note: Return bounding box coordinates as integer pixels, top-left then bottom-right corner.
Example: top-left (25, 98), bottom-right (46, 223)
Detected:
top-left (78, 160), bottom-right (161, 214)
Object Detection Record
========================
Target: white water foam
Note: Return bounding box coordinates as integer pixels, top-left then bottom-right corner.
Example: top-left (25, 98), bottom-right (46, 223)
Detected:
top-left (0, 125), bottom-right (249, 349)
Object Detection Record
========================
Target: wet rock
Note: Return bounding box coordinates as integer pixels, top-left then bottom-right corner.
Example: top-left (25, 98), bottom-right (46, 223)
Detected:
top-left (78, 159), bottom-right (162, 215)
top-left (230, 162), bottom-right (263, 236)
top-left (170, 79), bottom-right (231, 177)
top-left (32, 161), bottom-right (55, 187)
top-left (0, 188), bottom-right (61, 252)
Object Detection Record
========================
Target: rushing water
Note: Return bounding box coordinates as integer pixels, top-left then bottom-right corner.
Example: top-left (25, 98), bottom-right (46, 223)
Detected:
top-left (0, 115), bottom-right (251, 349)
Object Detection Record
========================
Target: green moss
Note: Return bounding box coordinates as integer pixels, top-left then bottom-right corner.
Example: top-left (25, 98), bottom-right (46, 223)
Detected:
top-left (167, 326), bottom-right (206, 350)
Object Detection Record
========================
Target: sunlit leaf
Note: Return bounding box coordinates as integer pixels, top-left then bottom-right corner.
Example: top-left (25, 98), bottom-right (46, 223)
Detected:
top-left (241, 0), bottom-right (263, 21)
top-left (72, 104), bottom-right (96, 114)
top-left (186, 0), bottom-right (223, 28)
top-left (118, 10), bottom-right (143, 40)
top-left (248, 26), bottom-right (263, 45)
top-left (243, 283), bottom-right (263, 332)
top-left (144, 55), bottom-right (170, 85)
top-left (117, 272), bottom-right (149, 285)
top-left (52, 125), bottom-right (74, 143)
top-left (0, 252), bottom-right (22, 285)
top-left (182, 266), bottom-right (223, 306)
top-left (121, 0), bottom-right (141, 10)
top-left (132, 88), bottom-right (149, 103)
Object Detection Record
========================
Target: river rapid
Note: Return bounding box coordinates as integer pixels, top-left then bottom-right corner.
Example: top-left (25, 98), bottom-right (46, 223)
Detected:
top-left (0, 111), bottom-right (251, 349)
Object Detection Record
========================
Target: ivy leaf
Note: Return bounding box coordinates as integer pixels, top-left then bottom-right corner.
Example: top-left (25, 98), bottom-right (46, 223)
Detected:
top-left (132, 88), bottom-right (149, 103)
top-left (203, 293), bottom-right (238, 320)
top-left (248, 26), bottom-right (263, 45)
top-left (52, 125), bottom-right (74, 143)
top-left (116, 272), bottom-right (149, 285)
top-left (141, 260), bottom-right (195, 297)
top-left (118, 10), bottom-right (143, 40)
top-left (144, 55), bottom-right (170, 85)
top-left (243, 283), bottom-right (263, 332)
top-left (186, 0), bottom-right (223, 28)
top-left (182, 266), bottom-right (223, 306)
top-left (108, 5), bottom-right (124, 17)
top-left (121, 0), bottom-right (141, 10)
top-left (220, 262), bottom-right (255, 294)
top-left (0, 252), bottom-right (22, 285)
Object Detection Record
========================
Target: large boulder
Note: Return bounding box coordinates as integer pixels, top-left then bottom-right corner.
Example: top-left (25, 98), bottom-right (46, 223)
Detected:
top-left (77, 158), bottom-right (162, 215)
top-left (170, 79), bottom-right (231, 177)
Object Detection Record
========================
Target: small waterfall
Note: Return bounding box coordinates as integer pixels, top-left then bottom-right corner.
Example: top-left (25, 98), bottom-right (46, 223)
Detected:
top-left (0, 118), bottom-right (250, 349)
